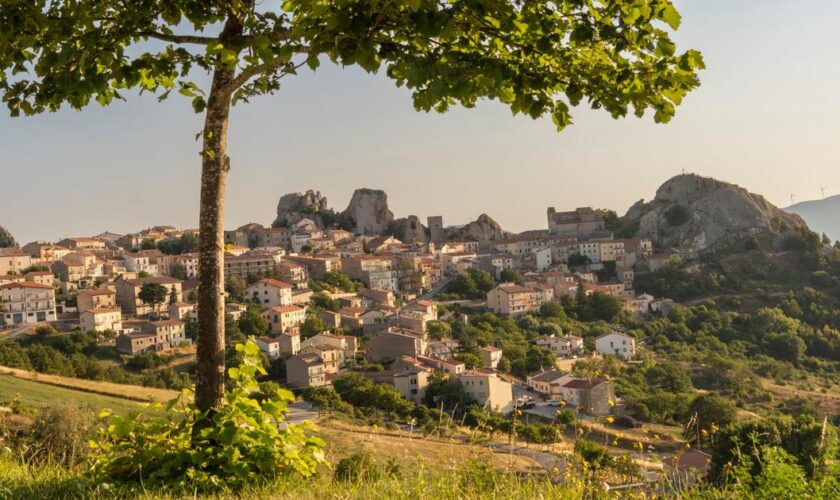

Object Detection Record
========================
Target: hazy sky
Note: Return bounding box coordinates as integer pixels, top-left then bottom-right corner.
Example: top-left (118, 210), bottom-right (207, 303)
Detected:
top-left (2, 1), bottom-right (839, 245)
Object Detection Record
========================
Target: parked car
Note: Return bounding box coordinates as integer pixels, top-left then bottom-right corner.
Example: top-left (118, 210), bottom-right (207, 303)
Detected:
top-left (547, 400), bottom-right (562, 407)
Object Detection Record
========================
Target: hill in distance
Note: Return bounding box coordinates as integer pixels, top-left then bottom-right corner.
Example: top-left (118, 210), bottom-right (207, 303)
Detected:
top-left (786, 194), bottom-right (840, 243)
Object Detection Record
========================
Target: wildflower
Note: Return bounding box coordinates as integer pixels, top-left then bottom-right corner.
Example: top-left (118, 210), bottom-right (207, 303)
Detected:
top-left (609, 400), bottom-right (616, 408)
top-left (606, 416), bottom-right (615, 424)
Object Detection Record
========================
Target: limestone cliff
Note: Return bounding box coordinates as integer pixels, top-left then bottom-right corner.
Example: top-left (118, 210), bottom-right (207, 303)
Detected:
top-left (445, 213), bottom-right (509, 242)
top-left (624, 174), bottom-right (807, 250)
top-left (341, 188), bottom-right (395, 235)
top-left (388, 215), bottom-right (429, 244)
top-left (272, 190), bottom-right (332, 228)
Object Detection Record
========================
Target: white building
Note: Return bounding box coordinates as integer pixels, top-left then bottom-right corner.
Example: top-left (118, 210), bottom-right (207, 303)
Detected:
top-left (535, 334), bottom-right (584, 358)
top-left (0, 281), bottom-right (56, 326)
top-left (80, 308), bottom-right (123, 332)
top-left (595, 331), bottom-right (636, 360)
top-left (245, 278), bottom-right (293, 307)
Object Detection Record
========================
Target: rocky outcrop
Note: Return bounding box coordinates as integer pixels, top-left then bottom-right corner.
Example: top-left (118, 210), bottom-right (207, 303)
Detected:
top-left (0, 225), bottom-right (15, 248)
top-left (445, 213), bottom-right (509, 242)
top-left (272, 190), bottom-right (332, 228)
top-left (388, 215), bottom-right (428, 244)
top-left (341, 188), bottom-right (395, 235)
top-left (624, 174), bottom-right (807, 250)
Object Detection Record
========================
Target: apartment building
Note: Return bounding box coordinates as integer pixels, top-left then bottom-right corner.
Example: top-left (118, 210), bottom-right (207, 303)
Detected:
top-left (245, 278), bottom-right (293, 307)
top-left (0, 281), bottom-right (56, 326)
top-left (486, 283), bottom-right (546, 316)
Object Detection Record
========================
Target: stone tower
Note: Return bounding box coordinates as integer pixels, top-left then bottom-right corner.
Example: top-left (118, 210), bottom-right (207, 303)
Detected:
top-left (427, 216), bottom-right (444, 243)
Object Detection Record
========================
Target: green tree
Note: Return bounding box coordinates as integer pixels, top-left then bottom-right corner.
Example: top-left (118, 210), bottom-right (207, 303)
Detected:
top-left (238, 304), bottom-right (269, 337)
top-left (684, 393), bottom-right (736, 444)
top-left (301, 316), bottom-right (330, 339)
top-left (138, 283), bottom-right (168, 315)
top-left (0, 0), bottom-right (701, 412)
top-left (499, 268), bottom-right (522, 285)
top-left (539, 301), bottom-right (567, 320)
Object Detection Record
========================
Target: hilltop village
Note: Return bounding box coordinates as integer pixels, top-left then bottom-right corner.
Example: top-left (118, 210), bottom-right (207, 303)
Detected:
top-left (1, 186), bottom-right (686, 419)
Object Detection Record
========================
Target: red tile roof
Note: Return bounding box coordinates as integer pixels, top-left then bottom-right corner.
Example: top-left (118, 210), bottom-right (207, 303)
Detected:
top-left (0, 281), bottom-right (53, 290)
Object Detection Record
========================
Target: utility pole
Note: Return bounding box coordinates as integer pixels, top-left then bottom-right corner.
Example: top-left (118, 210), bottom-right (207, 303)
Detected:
top-left (821, 187), bottom-right (827, 199)
top-left (790, 194), bottom-right (796, 205)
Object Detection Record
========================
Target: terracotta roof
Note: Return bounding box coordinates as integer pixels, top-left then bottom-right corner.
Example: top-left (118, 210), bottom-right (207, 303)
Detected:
top-left (0, 281), bottom-right (53, 290)
top-left (86, 308), bottom-right (121, 314)
top-left (480, 346), bottom-right (501, 352)
top-left (24, 271), bottom-right (52, 276)
top-left (145, 319), bottom-right (183, 327)
top-left (266, 305), bottom-right (304, 314)
top-left (308, 344), bottom-right (340, 351)
top-left (562, 378), bottom-right (607, 389)
top-left (256, 336), bottom-right (278, 344)
top-left (257, 278), bottom-right (293, 289)
top-left (125, 276), bottom-right (181, 286)
top-left (78, 288), bottom-right (115, 296)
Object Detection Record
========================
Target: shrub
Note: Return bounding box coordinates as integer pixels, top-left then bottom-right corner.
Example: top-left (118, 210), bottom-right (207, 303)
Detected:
top-left (664, 204), bottom-right (691, 226)
top-left (29, 404), bottom-right (95, 466)
top-left (334, 451), bottom-right (400, 483)
top-left (89, 339), bottom-right (326, 491)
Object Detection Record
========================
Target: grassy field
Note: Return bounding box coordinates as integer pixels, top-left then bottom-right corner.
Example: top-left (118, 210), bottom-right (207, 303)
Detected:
top-left (0, 374), bottom-right (144, 416)
top-left (0, 366), bottom-right (179, 402)
top-left (315, 418), bottom-right (542, 473)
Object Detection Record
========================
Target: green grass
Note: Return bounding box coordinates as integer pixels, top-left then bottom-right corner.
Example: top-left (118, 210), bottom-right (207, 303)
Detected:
top-left (0, 453), bottom-right (592, 500)
top-left (0, 374), bottom-right (143, 416)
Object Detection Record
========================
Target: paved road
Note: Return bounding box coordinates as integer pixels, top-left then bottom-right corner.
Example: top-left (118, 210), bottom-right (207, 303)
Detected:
top-left (285, 401), bottom-right (319, 423)
top-left (0, 323), bottom-right (36, 342)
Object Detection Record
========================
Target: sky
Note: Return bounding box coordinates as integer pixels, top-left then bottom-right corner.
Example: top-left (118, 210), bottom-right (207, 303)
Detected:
top-left (2, 1), bottom-right (840, 245)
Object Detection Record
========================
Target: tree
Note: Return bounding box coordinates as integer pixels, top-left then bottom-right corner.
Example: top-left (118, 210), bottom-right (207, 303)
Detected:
top-left (499, 268), bottom-right (522, 285)
top-left (138, 283), bottom-right (168, 315)
top-left (301, 316), bottom-right (330, 339)
top-left (0, 1), bottom-right (702, 412)
top-left (684, 393), bottom-right (736, 444)
top-left (0, 226), bottom-right (15, 248)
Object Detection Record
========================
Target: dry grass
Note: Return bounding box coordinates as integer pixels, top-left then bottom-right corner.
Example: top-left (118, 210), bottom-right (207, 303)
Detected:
top-left (762, 379), bottom-right (840, 415)
top-left (314, 418), bottom-right (544, 473)
top-left (0, 365), bottom-right (180, 403)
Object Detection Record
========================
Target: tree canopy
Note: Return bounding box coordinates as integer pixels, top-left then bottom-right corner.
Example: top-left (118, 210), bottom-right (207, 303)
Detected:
top-left (1, 1), bottom-right (702, 128)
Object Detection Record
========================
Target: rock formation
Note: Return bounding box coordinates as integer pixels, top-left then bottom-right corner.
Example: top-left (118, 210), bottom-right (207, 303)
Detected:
top-left (341, 188), bottom-right (395, 235)
top-left (445, 213), bottom-right (509, 242)
top-left (623, 174), bottom-right (807, 250)
top-left (0, 225), bottom-right (15, 248)
top-left (272, 190), bottom-right (332, 228)
top-left (388, 216), bottom-right (429, 244)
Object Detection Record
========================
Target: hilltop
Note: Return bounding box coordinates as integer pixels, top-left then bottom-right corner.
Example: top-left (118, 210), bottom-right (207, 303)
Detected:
top-left (622, 174), bottom-right (807, 251)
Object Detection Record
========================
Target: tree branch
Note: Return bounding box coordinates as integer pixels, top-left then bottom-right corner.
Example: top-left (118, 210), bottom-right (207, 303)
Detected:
top-left (222, 50), bottom-right (309, 96)
top-left (139, 31), bottom-right (217, 45)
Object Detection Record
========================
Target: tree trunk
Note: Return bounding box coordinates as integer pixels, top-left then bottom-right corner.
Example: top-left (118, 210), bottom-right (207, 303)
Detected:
top-left (195, 65), bottom-right (235, 412)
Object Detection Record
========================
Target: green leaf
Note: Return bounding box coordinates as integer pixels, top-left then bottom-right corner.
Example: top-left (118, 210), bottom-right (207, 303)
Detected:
top-left (660, 4), bottom-right (682, 30)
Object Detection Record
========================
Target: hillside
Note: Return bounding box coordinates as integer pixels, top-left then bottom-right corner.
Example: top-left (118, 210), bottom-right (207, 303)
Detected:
top-left (786, 194), bottom-right (840, 243)
top-left (623, 174), bottom-right (807, 251)
top-left (0, 365), bottom-right (180, 418)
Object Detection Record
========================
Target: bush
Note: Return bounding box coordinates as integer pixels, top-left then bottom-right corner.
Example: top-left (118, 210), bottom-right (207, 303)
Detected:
top-left (29, 404), bottom-right (95, 466)
top-left (89, 339), bottom-right (326, 491)
top-left (664, 204), bottom-right (691, 226)
top-left (333, 451), bottom-right (400, 483)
